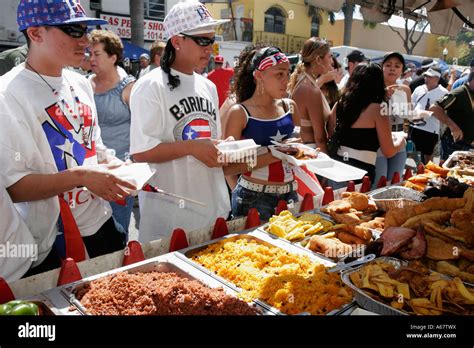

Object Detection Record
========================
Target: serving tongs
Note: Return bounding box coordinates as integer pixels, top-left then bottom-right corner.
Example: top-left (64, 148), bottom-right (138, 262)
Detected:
top-left (143, 184), bottom-right (207, 207)
top-left (327, 254), bottom-right (376, 273)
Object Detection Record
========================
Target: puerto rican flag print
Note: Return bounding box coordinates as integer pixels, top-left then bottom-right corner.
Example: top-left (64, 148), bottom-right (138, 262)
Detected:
top-left (42, 102), bottom-right (95, 171)
top-left (182, 118), bottom-right (212, 140)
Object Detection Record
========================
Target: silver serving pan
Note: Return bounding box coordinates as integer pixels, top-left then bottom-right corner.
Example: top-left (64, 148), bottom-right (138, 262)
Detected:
top-left (341, 257), bottom-right (408, 315)
top-left (297, 228), bottom-right (382, 262)
top-left (175, 232), bottom-right (355, 315)
top-left (369, 186), bottom-right (425, 211)
top-left (60, 255), bottom-right (270, 315)
top-left (257, 209), bottom-right (338, 246)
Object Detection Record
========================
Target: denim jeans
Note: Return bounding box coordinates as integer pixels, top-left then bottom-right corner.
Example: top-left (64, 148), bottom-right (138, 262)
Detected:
top-left (373, 150), bottom-right (407, 189)
top-left (110, 195), bottom-right (134, 235)
top-left (231, 184), bottom-right (298, 221)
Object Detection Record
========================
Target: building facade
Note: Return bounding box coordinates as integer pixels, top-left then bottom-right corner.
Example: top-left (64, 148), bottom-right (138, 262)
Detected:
top-left (0, 0), bottom-right (459, 60)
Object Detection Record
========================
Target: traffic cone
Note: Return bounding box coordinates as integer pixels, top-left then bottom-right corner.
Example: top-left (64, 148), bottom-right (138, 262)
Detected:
top-left (377, 176), bottom-right (387, 188)
top-left (359, 176), bottom-right (371, 193)
top-left (245, 208), bottom-right (261, 229)
top-left (169, 228), bottom-right (189, 252)
top-left (122, 241), bottom-right (145, 266)
top-left (275, 200), bottom-right (288, 215)
top-left (417, 162), bottom-right (425, 174)
top-left (391, 171), bottom-right (401, 185)
top-left (322, 187), bottom-right (334, 205)
top-left (57, 258), bottom-right (82, 286)
top-left (346, 181), bottom-right (355, 192)
top-left (403, 167), bottom-right (413, 181)
top-left (299, 193), bottom-right (315, 212)
top-left (0, 278), bottom-right (15, 303)
top-left (211, 217), bottom-right (229, 239)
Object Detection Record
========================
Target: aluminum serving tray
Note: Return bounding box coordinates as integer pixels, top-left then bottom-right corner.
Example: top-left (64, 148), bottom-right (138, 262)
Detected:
top-left (175, 231), bottom-right (356, 315)
top-left (369, 186), bottom-right (425, 211)
top-left (259, 207), bottom-right (383, 262)
top-left (257, 209), bottom-right (336, 245)
top-left (341, 257), bottom-right (409, 315)
top-left (59, 254), bottom-right (271, 315)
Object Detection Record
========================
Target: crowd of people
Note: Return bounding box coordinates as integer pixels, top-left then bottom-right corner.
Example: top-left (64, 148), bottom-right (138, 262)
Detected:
top-left (0, 0), bottom-right (472, 283)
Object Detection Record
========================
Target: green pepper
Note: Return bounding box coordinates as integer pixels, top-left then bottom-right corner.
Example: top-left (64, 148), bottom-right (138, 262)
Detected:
top-left (0, 300), bottom-right (39, 316)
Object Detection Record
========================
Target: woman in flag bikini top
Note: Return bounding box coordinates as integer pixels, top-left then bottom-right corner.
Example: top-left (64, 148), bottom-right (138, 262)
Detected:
top-left (223, 46), bottom-right (301, 220)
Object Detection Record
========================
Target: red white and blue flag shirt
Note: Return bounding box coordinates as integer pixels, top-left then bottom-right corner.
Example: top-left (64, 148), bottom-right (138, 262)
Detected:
top-left (130, 68), bottom-right (230, 242)
top-left (0, 65), bottom-right (111, 266)
top-left (240, 102), bottom-right (295, 183)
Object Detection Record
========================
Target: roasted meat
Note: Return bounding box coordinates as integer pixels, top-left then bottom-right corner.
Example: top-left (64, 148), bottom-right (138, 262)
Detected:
top-left (399, 229), bottom-right (427, 260)
top-left (380, 227), bottom-right (417, 256)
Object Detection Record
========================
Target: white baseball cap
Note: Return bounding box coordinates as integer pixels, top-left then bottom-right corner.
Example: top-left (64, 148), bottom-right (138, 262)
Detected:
top-left (422, 67), bottom-right (441, 78)
top-left (164, 1), bottom-right (229, 39)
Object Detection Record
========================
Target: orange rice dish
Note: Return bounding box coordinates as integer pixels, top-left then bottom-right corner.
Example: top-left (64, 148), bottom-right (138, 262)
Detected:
top-left (192, 239), bottom-right (353, 315)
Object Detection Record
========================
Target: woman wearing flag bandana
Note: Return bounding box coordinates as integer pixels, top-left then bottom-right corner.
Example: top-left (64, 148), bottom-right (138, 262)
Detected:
top-left (0, 0), bottom-right (136, 275)
top-left (223, 46), bottom-right (301, 220)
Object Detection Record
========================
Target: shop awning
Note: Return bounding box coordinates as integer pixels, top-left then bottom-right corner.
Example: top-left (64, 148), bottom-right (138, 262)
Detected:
top-left (122, 41), bottom-right (149, 61)
top-left (308, 0), bottom-right (473, 38)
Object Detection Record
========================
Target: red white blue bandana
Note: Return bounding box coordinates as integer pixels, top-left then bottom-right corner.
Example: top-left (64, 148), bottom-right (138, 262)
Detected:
top-left (253, 52), bottom-right (289, 76)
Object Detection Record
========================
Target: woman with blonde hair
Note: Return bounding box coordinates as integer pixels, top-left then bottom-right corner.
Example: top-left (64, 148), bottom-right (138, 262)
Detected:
top-left (287, 37), bottom-right (334, 153)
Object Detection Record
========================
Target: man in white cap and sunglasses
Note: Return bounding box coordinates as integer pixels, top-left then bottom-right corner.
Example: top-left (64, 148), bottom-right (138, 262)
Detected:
top-left (130, 1), bottom-right (231, 242)
top-left (0, 0), bottom-right (136, 276)
top-left (409, 66), bottom-right (448, 164)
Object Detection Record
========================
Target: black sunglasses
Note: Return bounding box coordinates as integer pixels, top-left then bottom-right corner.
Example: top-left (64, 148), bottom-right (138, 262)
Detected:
top-left (180, 33), bottom-right (215, 47)
top-left (51, 25), bottom-right (89, 38)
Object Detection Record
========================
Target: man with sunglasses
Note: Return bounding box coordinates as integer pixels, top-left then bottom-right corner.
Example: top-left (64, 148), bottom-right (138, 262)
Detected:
top-left (0, 0), bottom-right (136, 276)
top-left (130, 1), bottom-right (231, 242)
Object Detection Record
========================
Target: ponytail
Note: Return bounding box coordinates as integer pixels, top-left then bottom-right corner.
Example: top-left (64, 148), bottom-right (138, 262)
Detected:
top-left (160, 40), bottom-right (180, 90)
top-left (287, 62), bottom-right (306, 94)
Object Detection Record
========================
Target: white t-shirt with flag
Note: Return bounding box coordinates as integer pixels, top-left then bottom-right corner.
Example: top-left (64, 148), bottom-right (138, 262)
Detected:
top-left (412, 84), bottom-right (448, 134)
top-left (0, 64), bottom-right (111, 266)
top-left (130, 67), bottom-right (230, 242)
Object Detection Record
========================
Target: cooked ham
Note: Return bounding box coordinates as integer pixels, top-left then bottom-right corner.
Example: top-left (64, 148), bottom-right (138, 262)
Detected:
top-left (399, 229), bottom-right (427, 259)
top-left (380, 227), bottom-right (416, 256)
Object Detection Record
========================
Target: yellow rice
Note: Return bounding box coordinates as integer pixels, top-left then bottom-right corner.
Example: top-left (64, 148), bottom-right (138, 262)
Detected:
top-left (192, 239), bottom-right (353, 315)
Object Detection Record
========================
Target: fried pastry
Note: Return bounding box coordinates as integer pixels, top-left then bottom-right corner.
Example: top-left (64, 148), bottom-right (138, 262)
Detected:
top-left (336, 231), bottom-right (366, 245)
top-left (414, 197), bottom-right (465, 215)
top-left (402, 210), bottom-right (451, 229)
top-left (341, 192), bottom-right (369, 211)
top-left (425, 235), bottom-right (459, 261)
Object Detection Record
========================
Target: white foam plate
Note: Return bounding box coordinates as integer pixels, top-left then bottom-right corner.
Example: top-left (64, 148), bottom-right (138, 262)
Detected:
top-left (269, 143), bottom-right (328, 166)
top-left (306, 159), bottom-right (367, 182)
top-left (216, 139), bottom-right (260, 162)
top-left (109, 163), bottom-right (156, 193)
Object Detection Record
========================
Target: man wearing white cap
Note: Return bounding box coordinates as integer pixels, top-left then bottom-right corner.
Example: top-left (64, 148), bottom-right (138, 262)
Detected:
top-left (409, 66), bottom-right (448, 163)
top-left (130, 1), bottom-right (231, 242)
top-left (137, 53), bottom-right (151, 79)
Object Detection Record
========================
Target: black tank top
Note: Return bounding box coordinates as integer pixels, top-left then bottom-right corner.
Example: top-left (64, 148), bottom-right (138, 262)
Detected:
top-left (339, 127), bottom-right (379, 151)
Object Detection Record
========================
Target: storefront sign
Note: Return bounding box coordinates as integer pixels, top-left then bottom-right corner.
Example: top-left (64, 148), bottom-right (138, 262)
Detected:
top-left (100, 13), bottom-right (166, 42)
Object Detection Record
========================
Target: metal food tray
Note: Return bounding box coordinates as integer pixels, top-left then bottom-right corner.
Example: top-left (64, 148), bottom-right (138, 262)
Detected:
top-left (257, 208), bottom-right (333, 244)
top-left (442, 150), bottom-right (474, 169)
top-left (369, 186), bottom-right (425, 211)
top-left (298, 228), bottom-right (382, 262)
top-left (59, 255), bottom-right (270, 315)
top-left (175, 232), bottom-right (357, 315)
top-left (341, 257), bottom-right (409, 315)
